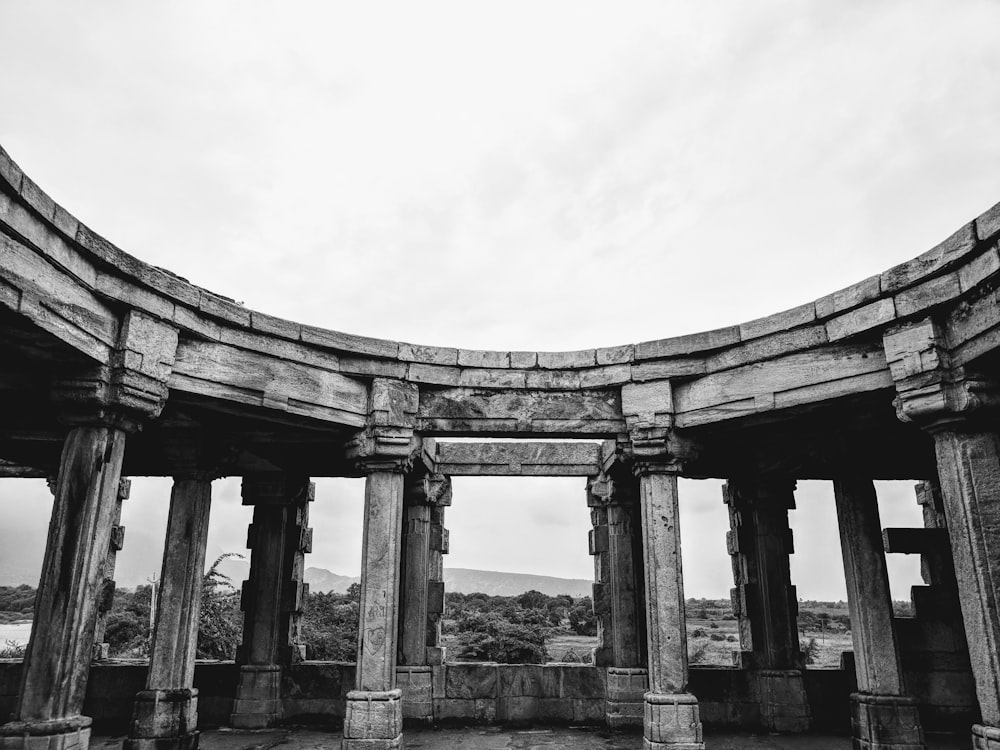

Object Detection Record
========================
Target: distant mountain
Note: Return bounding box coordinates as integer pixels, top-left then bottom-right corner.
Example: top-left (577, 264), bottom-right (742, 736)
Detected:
top-left (444, 568), bottom-right (592, 598)
top-left (304, 567), bottom-right (358, 594)
top-left (213, 560), bottom-right (590, 598)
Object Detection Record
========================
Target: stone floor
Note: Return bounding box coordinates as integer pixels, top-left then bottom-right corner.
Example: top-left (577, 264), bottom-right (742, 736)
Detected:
top-left (92, 726), bottom-right (969, 750)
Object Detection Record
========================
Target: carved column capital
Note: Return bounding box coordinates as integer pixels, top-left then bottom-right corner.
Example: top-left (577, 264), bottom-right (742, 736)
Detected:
top-left (347, 378), bottom-right (419, 472)
top-left (405, 471), bottom-right (452, 506)
top-left (626, 432), bottom-right (698, 476)
top-left (883, 317), bottom-right (1000, 432)
top-left (52, 310), bottom-right (179, 432)
top-left (586, 472), bottom-right (638, 508)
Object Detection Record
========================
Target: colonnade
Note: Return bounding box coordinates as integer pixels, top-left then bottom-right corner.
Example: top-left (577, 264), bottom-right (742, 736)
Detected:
top-left (3, 411), bottom-right (1000, 750)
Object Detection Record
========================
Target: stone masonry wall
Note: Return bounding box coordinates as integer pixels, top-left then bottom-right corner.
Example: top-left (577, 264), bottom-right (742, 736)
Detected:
top-left (0, 660), bottom-right (855, 733)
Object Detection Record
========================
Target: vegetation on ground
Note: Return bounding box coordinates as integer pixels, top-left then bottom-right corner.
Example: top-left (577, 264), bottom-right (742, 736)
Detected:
top-left (1, 581), bottom-right (911, 670)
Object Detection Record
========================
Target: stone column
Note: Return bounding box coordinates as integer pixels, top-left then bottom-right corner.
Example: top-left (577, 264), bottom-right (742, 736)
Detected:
top-left (724, 477), bottom-right (809, 732)
top-left (834, 478), bottom-right (926, 750)
top-left (636, 463), bottom-right (703, 750)
top-left (345, 463), bottom-right (406, 750)
top-left (231, 474), bottom-right (314, 729)
top-left (426, 497), bottom-right (449, 666)
top-left (93, 478), bottom-right (130, 661)
top-left (398, 472), bottom-right (451, 666)
top-left (126, 477), bottom-right (213, 750)
top-left (932, 430), bottom-right (1000, 748)
top-left (343, 377), bottom-right (417, 749)
top-left (0, 309), bottom-right (178, 750)
top-left (588, 471), bottom-right (647, 728)
top-left (397, 471), bottom-right (450, 723)
top-left (0, 425), bottom-right (129, 750)
top-left (884, 319), bottom-right (1000, 748)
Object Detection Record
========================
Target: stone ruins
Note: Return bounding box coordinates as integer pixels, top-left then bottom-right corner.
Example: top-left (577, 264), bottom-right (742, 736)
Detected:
top-left (0, 142), bottom-right (998, 750)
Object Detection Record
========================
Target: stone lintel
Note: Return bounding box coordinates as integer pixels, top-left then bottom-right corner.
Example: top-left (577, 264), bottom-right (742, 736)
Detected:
top-left (432, 441), bottom-right (602, 476)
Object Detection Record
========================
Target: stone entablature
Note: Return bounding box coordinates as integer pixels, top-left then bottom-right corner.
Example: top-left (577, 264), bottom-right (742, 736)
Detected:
top-left (3, 143), bottom-right (1000, 447)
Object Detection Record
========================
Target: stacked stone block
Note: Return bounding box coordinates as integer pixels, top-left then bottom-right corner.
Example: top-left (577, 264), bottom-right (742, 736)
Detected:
top-left (231, 475), bottom-right (313, 729)
top-left (724, 478), bottom-right (809, 732)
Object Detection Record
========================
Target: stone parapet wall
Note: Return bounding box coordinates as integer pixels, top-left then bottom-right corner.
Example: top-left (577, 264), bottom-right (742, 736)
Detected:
top-left (0, 661), bottom-right (856, 734)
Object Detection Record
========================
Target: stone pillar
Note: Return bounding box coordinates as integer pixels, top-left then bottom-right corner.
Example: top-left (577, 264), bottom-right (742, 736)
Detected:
top-left (345, 465), bottom-right (406, 750)
top-left (0, 309), bottom-right (178, 750)
top-left (724, 477), bottom-right (809, 732)
top-left (931, 430), bottom-right (1000, 749)
top-left (884, 319), bottom-right (1000, 748)
top-left (397, 471), bottom-right (450, 723)
top-left (834, 478), bottom-right (926, 750)
top-left (0, 426), bottom-right (129, 750)
top-left (93, 477), bottom-right (130, 661)
top-left (588, 471), bottom-right (647, 728)
top-left (426, 498), bottom-right (449, 666)
top-left (636, 463), bottom-right (703, 750)
top-left (231, 474), bottom-right (314, 729)
top-left (126, 477), bottom-right (213, 750)
top-left (398, 472), bottom-right (451, 667)
top-left (343, 377), bottom-right (417, 749)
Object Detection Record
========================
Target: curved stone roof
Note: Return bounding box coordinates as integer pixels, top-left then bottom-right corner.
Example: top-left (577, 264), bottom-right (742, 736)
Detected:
top-left (1, 142), bottom-right (999, 477)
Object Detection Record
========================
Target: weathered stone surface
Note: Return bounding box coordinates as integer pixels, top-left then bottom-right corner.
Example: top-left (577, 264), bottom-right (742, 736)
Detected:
top-left (355, 471), bottom-right (405, 692)
top-left (834, 479), bottom-right (907, 696)
top-left (635, 327), bottom-right (741, 361)
top-left (1, 426), bottom-right (126, 740)
top-left (978, 201), bottom-right (1000, 241)
top-left (825, 298), bottom-right (896, 342)
top-left (815, 275), bottom-right (882, 319)
top-left (739, 302), bottom-right (817, 341)
top-left (638, 472), bottom-right (689, 696)
top-left (850, 693), bottom-right (925, 750)
top-left (880, 222), bottom-right (977, 294)
top-left (343, 689), bottom-right (402, 747)
top-left (433, 441), bottom-right (601, 476)
top-left (537, 349), bottom-right (597, 369)
top-left (643, 692), bottom-right (704, 749)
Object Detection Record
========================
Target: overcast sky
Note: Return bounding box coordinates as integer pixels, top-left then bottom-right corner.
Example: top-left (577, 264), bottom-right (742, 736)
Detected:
top-left (1, 2), bottom-right (999, 600)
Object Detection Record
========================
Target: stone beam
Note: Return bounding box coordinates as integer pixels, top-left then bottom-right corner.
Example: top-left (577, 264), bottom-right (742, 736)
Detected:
top-left (416, 388), bottom-right (624, 435)
top-left (0, 460), bottom-right (47, 478)
top-left (673, 342), bottom-right (893, 428)
top-left (170, 339), bottom-right (368, 427)
top-left (430, 441), bottom-right (601, 476)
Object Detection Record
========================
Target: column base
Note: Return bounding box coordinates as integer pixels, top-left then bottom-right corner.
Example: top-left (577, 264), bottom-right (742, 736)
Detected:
top-left (973, 724), bottom-right (1000, 750)
top-left (643, 692), bottom-right (704, 750)
top-left (396, 666), bottom-right (433, 722)
top-left (231, 665), bottom-right (282, 729)
top-left (343, 689), bottom-right (403, 750)
top-left (0, 717), bottom-right (92, 750)
top-left (606, 667), bottom-right (647, 728)
top-left (851, 693), bottom-right (926, 750)
top-left (757, 669), bottom-right (810, 733)
top-left (124, 688), bottom-right (199, 750)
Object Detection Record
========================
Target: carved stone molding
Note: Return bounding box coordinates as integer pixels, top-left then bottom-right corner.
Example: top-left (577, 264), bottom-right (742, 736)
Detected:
top-left (348, 378), bottom-right (419, 472)
top-left (52, 310), bottom-right (179, 431)
top-left (884, 317), bottom-right (1000, 431)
